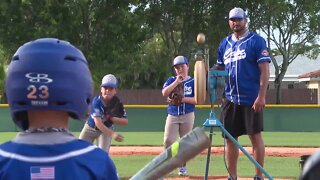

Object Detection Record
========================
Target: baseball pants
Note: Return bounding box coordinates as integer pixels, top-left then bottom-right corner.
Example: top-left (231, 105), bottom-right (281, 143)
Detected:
top-left (79, 123), bottom-right (112, 153)
top-left (163, 112), bottom-right (195, 148)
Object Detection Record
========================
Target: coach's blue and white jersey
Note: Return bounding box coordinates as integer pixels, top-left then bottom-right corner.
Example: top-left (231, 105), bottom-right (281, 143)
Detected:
top-left (0, 132), bottom-right (118, 180)
top-left (217, 31), bottom-right (271, 105)
top-left (163, 76), bottom-right (195, 116)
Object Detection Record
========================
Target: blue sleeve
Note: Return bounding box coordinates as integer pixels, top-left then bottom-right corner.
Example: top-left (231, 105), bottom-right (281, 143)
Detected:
top-left (162, 76), bottom-right (175, 89)
top-left (217, 38), bottom-right (227, 66)
top-left (91, 97), bottom-right (103, 117)
top-left (254, 36), bottom-right (271, 64)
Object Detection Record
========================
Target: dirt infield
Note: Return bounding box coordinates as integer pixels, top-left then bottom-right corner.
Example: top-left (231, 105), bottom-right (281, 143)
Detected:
top-left (110, 146), bottom-right (319, 157)
top-left (110, 146), bottom-right (319, 180)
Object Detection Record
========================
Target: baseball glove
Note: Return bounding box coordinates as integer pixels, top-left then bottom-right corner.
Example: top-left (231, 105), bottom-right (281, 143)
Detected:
top-left (104, 96), bottom-right (125, 127)
top-left (167, 83), bottom-right (184, 106)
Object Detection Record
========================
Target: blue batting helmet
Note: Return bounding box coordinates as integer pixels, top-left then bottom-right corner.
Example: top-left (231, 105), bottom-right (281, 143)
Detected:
top-left (5, 38), bottom-right (93, 130)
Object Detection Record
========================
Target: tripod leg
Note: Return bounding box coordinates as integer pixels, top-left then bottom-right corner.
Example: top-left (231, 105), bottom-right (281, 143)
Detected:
top-left (204, 127), bottom-right (214, 180)
top-left (220, 126), bottom-right (273, 179)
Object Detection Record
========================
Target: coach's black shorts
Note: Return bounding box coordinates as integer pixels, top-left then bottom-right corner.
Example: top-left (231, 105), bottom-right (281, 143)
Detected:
top-left (221, 99), bottom-right (263, 138)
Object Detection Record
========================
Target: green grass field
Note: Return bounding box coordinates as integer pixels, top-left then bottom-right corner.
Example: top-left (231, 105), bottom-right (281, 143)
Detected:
top-left (108, 131), bottom-right (316, 179)
top-left (113, 156), bottom-right (301, 179)
top-left (2, 131), bottom-right (319, 147)
top-left (1, 131), bottom-right (318, 179)
top-left (92, 131), bottom-right (320, 147)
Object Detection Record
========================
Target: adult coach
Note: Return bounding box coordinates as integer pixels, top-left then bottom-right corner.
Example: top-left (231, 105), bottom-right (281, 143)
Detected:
top-left (215, 7), bottom-right (271, 180)
top-left (0, 38), bottom-right (118, 179)
top-left (162, 56), bottom-right (196, 176)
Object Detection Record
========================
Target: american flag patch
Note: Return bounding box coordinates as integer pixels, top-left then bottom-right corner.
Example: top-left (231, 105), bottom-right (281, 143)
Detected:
top-left (30, 166), bottom-right (55, 180)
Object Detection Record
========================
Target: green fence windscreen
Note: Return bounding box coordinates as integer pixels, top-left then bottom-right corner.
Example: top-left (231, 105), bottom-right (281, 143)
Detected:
top-left (1, 106), bottom-right (319, 132)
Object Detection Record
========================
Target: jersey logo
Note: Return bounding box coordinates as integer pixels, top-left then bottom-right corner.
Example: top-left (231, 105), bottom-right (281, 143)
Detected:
top-left (185, 85), bottom-right (192, 95)
top-left (26, 73), bottom-right (53, 84)
top-left (224, 48), bottom-right (246, 64)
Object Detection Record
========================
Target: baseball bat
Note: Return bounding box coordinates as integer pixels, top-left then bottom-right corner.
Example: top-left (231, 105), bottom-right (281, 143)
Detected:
top-left (130, 127), bottom-right (210, 180)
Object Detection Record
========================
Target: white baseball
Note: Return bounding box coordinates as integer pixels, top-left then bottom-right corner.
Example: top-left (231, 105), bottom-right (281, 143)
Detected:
top-left (197, 33), bottom-right (205, 44)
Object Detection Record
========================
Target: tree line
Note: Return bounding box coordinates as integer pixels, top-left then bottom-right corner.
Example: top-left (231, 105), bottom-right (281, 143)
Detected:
top-left (0, 0), bottom-right (319, 103)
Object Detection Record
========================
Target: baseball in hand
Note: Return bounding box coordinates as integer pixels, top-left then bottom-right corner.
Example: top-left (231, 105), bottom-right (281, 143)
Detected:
top-left (197, 33), bottom-right (206, 44)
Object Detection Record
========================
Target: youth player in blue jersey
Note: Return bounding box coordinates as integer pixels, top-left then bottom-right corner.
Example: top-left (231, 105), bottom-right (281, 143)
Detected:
top-left (0, 38), bottom-right (119, 180)
top-left (162, 56), bottom-right (196, 176)
top-left (79, 74), bottom-right (128, 153)
top-left (215, 8), bottom-right (271, 180)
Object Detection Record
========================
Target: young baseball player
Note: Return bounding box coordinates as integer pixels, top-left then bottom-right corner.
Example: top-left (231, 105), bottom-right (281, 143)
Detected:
top-left (79, 74), bottom-right (128, 153)
top-left (0, 38), bottom-right (118, 179)
top-left (162, 55), bottom-right (197, 176)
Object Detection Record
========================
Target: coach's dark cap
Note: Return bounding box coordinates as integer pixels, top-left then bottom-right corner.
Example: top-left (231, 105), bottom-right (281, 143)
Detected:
top-left (229, 7), bottom-right (246, 19)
